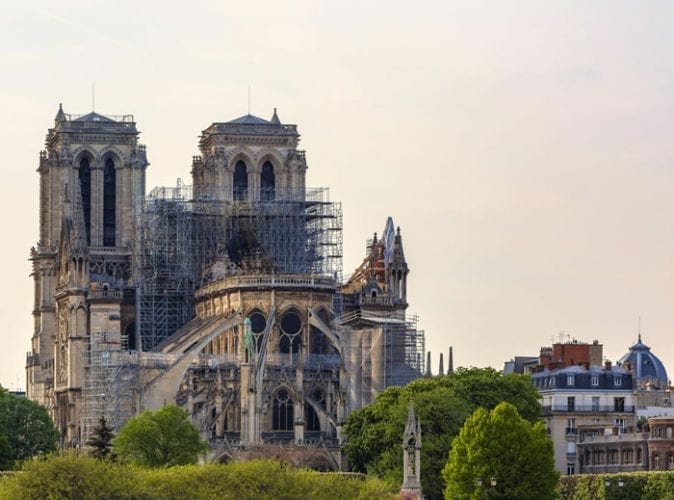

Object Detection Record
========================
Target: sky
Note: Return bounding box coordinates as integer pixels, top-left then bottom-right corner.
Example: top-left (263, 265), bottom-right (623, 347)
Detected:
top-left (2, 1), bottom-right (674, 389)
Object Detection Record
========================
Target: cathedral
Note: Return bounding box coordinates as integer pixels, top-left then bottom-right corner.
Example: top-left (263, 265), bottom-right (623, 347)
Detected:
top-left (26, 105), bottom-right (424, 462)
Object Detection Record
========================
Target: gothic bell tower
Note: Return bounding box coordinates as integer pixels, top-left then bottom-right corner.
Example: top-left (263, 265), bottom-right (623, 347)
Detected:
top-left (27, 104), bottom-right (148, 446)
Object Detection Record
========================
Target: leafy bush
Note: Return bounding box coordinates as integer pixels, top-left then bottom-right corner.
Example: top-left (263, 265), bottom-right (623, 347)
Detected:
top-left (559, 472), bottom-right (668, 500)
top-left (0, 454), bottom-right (398, 499)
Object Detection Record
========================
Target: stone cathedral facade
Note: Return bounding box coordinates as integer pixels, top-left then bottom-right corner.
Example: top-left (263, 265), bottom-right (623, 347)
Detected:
top-left (26, 105), bottom-right (424, 462)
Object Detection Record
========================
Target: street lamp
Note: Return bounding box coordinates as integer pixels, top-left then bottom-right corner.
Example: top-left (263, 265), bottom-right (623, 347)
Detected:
top-left (476, 476), bottom-right (497, 496)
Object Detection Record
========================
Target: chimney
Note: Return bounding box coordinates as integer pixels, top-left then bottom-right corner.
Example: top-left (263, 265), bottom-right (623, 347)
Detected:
top-left (605, 360), bottom-right (612, 371)
top-left (426, 351), bottom-right (431, 377)
top-left (439, 353), bottom-right (444, 376)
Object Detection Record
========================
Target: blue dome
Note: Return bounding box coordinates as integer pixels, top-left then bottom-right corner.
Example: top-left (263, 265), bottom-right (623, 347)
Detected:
top-left (617, 335), bottom-right (669, 389)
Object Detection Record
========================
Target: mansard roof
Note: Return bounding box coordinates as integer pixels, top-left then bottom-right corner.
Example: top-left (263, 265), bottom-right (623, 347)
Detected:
top-left (532, 364), bottom-right (633, 391)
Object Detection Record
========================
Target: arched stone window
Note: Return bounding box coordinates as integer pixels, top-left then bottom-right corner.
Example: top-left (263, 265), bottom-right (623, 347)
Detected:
top-left (103, 157), bottom-right (116, 246)
top-left (260, 161), bottom-right (275, 201)
top-left (279, 310), bottom-right (302, 354)
top-left (79, 157), bottom-right (91, 244)
top-left (233, 160), bottom-right (248, 201)
top-left (272, 388), bottom-right (293, 431)
top-left (305, 403), bottom-right (320, 432)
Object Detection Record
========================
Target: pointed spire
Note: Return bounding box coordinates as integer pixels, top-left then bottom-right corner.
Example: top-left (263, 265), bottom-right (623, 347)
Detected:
top-left (448, 346), bottom-right (454, 374)
top-left (392, 225), bottom-right (407, 267)
top-left (55, 103), bottom-right (66, 123)
top-left (270, 107), bottom-right (281, 124)
top-left (401, 400), bottom-right (423, 495)
top-left (439, 353), bottom-right (444, 376)
top-left (403, 400), bottom-right (417, 438)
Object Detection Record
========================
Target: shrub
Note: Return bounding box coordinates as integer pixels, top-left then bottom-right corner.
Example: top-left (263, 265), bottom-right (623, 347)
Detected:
top-left (0, 454), bottom-right (398, 499)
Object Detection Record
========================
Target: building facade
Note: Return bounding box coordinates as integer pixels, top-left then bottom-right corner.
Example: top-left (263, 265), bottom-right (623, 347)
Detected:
top-left (533, 362), bottom-right (637, 475)
top-left (26, 106), bottom-right (425, 457)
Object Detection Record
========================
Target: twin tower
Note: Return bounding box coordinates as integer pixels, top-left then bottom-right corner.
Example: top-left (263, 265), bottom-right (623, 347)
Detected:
top-left (27, 105), bottom-right (423, 458)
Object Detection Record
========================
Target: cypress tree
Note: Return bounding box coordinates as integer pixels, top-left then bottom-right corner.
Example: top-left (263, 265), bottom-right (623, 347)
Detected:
top-left (87, 416), bottom-right (115, 460)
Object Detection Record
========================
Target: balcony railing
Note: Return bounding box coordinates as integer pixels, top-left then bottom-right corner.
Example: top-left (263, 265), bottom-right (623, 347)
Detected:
top-left (197, 274), bottom-right (337, 297)
top-left (542, 405), bottom-right (634, 415)
top-left (87, 290), bottom-right (123, 300)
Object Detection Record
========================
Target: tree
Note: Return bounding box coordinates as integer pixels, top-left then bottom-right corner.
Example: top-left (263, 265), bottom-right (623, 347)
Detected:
top-left (0, 388), bottom-right (58, 469)
top-left (343, 368), bottom-right (541, 499)
top-left (112, 405), bottom-right (208, 467)
top-left (87, 416), bottom-right (114, 460)
top-left (443, 402), bottom-right (558, 500)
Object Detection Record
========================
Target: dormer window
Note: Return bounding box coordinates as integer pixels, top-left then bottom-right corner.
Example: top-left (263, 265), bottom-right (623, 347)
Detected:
top-left (592, 375), bottom-right (599, 386)
top-left (614, 376), bottom-right (622, 387)
top-left (567, 375), bottom-right (575, 387)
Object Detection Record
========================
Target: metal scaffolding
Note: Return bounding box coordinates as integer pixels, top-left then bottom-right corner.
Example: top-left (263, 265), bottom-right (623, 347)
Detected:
top-left (82, 331), bottom-right (138, 443)
top-left (138, 182), bottom-right (343, 351)
top-left (385, 315), bottom-right (425, 387)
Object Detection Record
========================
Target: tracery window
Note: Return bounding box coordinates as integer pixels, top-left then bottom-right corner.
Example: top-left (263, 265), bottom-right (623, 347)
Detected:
top-left (248, 310), bottom-right (267, 352)
top-left (272, 388), bottom-right (293, 431)
top-left (279, 310), bottom-right (302, 354)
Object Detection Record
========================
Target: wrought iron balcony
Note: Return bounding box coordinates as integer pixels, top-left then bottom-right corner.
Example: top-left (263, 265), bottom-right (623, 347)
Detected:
top-left (541, 405), bottom-right (634, 415)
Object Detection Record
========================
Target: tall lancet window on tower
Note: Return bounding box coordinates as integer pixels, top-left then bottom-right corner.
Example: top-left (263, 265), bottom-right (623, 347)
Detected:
top-left (233, 160), bottom-right (248, 201)
top-left (79, 157), bottom-right (91, 244)
top-left (103, 158), bottom-right (116, 246)
top-left (260, 161), bottom-right (275, 201)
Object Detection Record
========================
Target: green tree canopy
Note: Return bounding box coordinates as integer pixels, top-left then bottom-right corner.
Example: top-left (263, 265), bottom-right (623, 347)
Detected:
top-left (443, 402), bottom-right (558, 500)
top-left (343, 368), bottom-right (541, 499)
top-left (0, 388), bottom-right (58, 469)
top-left (112, 405), bottom-right (208, 467)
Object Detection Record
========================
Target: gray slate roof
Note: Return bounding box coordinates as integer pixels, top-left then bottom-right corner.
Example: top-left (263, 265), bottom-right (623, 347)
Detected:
top-left (226, 114), bottom-right (273, 125)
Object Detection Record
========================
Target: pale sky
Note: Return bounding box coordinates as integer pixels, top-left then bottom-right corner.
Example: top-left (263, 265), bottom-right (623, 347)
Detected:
top-left (2, 1), bottom-right (674, 389)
